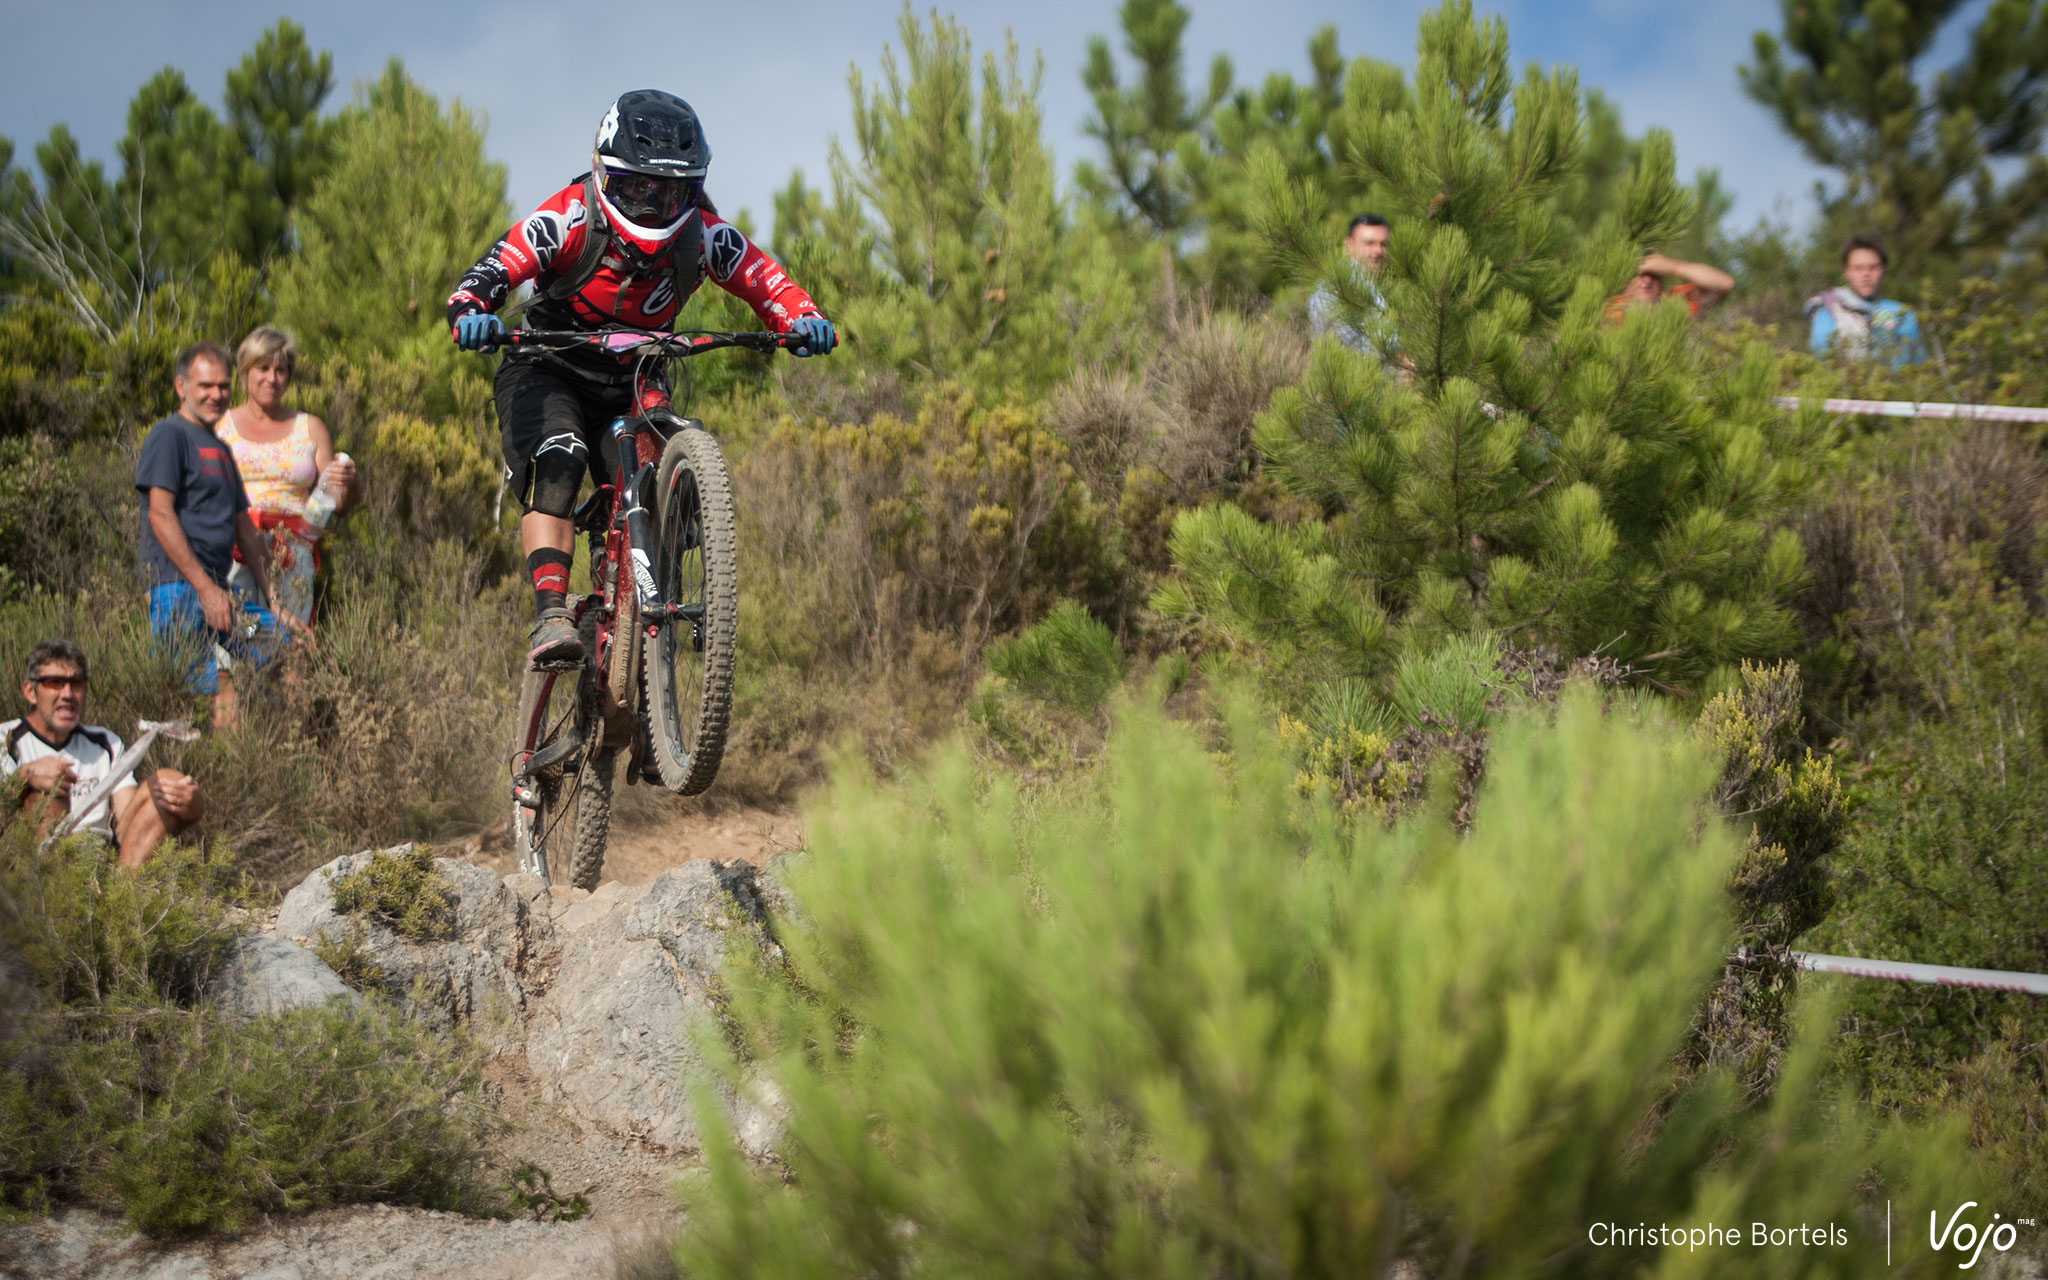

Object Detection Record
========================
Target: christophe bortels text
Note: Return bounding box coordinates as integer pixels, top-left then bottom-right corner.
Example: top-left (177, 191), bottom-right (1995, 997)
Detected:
top-left (1588, 1222), bottom-right (1849, 1251)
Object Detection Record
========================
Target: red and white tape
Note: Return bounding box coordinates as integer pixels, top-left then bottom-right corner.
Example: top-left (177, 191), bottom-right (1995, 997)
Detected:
top-left (1791, 950), bottom-right (2048, 996)
top-left (1775, 396), bottom-right (2048, 424)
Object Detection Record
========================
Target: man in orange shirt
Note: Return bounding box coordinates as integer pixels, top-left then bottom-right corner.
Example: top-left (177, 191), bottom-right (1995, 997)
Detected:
top-left (1607, 252), bottom-right (1734, 322)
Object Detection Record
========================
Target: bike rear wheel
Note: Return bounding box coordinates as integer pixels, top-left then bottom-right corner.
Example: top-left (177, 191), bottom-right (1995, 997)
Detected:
top-left (511, 606), bottom-right (614, 887)
top-left (644, 426), bottom-right (737, 795)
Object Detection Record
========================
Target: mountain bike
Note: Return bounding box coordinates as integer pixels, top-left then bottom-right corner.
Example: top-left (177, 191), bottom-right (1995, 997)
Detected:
top-left (498, 326), bottom-right (799, 887)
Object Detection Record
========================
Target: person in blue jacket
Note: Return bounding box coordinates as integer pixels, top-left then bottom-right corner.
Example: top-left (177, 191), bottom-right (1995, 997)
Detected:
top-left (1806, 234), bottom-right (1926, 367)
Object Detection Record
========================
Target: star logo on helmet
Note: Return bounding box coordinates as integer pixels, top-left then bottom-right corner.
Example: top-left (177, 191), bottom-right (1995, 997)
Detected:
top-left (596, 104), bottom-right (620, 148)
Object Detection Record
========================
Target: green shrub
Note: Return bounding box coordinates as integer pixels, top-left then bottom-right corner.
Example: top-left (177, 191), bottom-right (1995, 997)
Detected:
top-left (329, 845), bottom-right (455, 941)
top-left (0, 830), bottom-right (503, 1232)
top-left (309, 921), bottom-right (386, 991)
top-left (1688, 660), bottom-right (1847, 1093)
top-left (679, 692), bottom-right (1977, 1278)
top-left (85, 995), bottom-right (500, 1235)
top-left (984, 600), bottom-right (1125, 711)
top-left (1793, 417), bottom-right (2048, 1204)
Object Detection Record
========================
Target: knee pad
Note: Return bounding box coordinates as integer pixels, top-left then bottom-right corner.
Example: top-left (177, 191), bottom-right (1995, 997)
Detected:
top-left (525, 431), bottom-right (588, 518)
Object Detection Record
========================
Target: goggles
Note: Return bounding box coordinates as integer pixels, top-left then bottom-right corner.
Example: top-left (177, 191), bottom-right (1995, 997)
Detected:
top-left (602, 167), bottom-right (700, 226)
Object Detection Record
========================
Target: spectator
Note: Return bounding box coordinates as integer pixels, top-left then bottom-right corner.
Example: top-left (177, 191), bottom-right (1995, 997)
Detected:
top-left (2, 639), bottom-right (202, 868)
top-left (137, 342), bottom-right (288, 730)
top-left (1606, 252), bottom-right (1735, 321)
top-left (1309, 213), bottom-right (1398, 357)
top-left (220, 326), bottom-right (357, 627)
top-left (1806, 234), bottom-right (1926, 366)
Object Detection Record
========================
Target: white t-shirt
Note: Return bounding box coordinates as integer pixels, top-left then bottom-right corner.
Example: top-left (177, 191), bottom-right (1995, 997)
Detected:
top-left (0, 718), bottom-right (136, 838)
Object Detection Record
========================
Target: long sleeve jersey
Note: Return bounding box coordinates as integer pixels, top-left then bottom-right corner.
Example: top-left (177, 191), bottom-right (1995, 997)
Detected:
top-left (446, 178), bottom-right (821, 342)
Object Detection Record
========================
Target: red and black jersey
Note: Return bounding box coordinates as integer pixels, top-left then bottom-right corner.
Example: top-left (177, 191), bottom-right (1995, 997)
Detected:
top-left (447, 178), bottom-right (821, 347)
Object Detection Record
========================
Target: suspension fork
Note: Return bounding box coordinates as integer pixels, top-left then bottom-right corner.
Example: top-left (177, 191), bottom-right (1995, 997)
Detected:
top-left (608, 417), bottom-right (664, 611)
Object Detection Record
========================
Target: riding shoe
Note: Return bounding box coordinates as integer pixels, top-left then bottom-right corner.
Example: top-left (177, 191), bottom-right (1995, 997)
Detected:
top-left (528, 608), bottom-right (584, 670)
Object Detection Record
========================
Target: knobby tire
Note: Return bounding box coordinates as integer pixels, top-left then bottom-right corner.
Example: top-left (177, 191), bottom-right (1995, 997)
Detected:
top-left (644, 427), bottom-right (737, 795)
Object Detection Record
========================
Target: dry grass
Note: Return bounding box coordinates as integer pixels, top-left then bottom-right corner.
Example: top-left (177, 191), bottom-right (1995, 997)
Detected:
top-left (0, 439), bottom-right (524, 894)
top-left (1048, 304), bottom-right (1308, 506)
top-left (1799, 422), bottom-right (2048, 661)
top-left (1150, 305), bottom-right (1310, 499)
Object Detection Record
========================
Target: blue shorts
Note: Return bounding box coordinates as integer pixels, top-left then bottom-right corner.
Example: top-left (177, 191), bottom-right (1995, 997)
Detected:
top-left (147, 582), bottom-right (288, 695)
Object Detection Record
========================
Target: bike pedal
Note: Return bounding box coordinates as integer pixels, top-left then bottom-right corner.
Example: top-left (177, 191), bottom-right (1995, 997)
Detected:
top-left (530, 657), bottom-right (583, 673)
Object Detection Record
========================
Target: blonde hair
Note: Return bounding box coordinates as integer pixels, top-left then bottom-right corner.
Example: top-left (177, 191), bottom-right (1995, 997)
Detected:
top-left (235, 325), bottom-right (299, 377)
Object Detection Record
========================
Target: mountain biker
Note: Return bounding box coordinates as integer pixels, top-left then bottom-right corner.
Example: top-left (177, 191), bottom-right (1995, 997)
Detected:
top-left (447, 89), bottom-right (836, 669)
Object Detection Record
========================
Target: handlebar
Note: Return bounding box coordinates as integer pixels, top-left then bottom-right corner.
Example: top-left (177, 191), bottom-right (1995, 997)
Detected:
top-left (495, 327), bottom-right (799, 357)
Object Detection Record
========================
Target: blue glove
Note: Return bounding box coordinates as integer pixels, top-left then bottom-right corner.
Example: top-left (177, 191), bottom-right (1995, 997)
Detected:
top-left (789, 314), bottom-right (836, 357)
top-left (454, 312), bottom-right (505, 351)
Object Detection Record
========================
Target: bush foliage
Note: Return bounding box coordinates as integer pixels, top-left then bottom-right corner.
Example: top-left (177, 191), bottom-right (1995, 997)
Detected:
top-left (0, 826), bottom-right (502, 1233)
top-left (680, 694), bottom-right (1975, 1278)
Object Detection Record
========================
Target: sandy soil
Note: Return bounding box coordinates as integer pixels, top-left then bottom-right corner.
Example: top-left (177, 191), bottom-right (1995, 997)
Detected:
top-left (449, 802), bottom-right (804, 888)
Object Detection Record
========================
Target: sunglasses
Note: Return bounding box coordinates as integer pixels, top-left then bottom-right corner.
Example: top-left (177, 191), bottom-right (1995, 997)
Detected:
top-left (33, 674), bottom-right (88, 692)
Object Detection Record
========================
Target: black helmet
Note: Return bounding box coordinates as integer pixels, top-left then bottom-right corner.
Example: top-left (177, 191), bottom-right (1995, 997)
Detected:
top-left (592, 90), bottom-right (711, 243)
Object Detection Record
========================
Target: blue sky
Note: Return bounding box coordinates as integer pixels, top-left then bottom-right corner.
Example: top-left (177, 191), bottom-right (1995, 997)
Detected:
top-left (0, 0), bottom-right (1877, 243)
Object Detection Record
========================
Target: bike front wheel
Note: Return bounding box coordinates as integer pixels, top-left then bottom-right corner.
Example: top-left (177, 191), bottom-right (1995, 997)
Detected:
top-left (644, 426), bottom-right (737, 795)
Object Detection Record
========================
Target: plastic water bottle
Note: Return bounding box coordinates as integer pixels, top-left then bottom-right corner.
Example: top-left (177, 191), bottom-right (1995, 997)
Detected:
top-left (303, 452), bottom-right (350, 537)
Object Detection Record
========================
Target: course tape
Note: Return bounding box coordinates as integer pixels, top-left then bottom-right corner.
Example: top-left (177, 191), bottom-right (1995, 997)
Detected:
top-left (1774, 396), bottom-right (2048, 424)
top-left (1791, 950), bottom-right (2048, 996)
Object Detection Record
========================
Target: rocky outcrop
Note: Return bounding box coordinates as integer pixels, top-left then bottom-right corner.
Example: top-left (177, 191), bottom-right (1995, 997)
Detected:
top-left (207, 933), bottom-right (358, 1018)
top-left (275, 848), bottom-right (542, 1046)
top-left (524, 862), bottom-right (780, 1153)
top-left (266, 848), bottom-right (785, 1156)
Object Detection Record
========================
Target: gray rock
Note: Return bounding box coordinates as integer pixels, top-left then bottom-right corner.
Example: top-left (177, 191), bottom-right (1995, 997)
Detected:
top-left (208, 934), bottom-right (358, 1018)
top-left (274, 847), bottom-right (540, 1044)
top-left (524, 861), bottom-right (781, 1153)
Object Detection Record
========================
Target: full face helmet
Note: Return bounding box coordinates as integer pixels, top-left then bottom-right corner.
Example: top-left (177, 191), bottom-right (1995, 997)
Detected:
top-left (591, 90), bottom-right (711, 254)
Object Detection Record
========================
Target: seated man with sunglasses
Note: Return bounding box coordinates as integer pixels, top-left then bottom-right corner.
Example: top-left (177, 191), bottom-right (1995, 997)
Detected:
top-left (1, 639), bottom-right (203, 868)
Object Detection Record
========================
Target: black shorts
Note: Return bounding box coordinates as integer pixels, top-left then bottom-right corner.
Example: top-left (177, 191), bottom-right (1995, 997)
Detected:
top-left (493, 356), bottom-right (634, 512)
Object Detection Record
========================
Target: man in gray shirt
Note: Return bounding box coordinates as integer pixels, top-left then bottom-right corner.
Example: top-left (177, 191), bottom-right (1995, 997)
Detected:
top-left (137, 342), bottom-right (284, 728)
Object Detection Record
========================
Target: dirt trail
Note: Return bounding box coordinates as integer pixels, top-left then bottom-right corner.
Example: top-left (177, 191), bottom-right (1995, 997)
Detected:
top-left (0, 1203), bottom-right (662, 1280)
top-left (452, 802), bottom-right (804, 886)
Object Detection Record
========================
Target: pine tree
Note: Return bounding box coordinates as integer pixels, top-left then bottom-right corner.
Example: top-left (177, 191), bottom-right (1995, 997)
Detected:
top-left (223, 20), bottom-right (337, 262)
top-left (0, 140), bottom-right (28, 290)
top-left (116, 23), bottom-right (335, 280)
top-left (1742, 0), bottom-right (2048, 267)
top-left (117, 68), bottom-right (262, 282)
top-left (1158, 1), bottom-right (1816, 699)
top-left (771, 7), bottom-right (1135, 396)
top-left (0, 126), bottom-right (149, 341)
top-left (1183, 27), bottom-right (1356, 298)
top-left (1076, 1), bottom-right (1362, 298)
top-left (1074, 4), bottom-right (1726, 303)
top-left (270, 54), bottom-right (506, 503)
top-left (1073, 0), bottom-right (1231, 246)
top-left (273, 61), bottom-right (505, 366)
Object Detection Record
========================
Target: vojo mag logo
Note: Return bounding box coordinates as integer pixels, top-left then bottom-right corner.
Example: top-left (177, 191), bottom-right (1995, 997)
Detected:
top-left (1928, 1202), bottom-right (2031, 1270)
